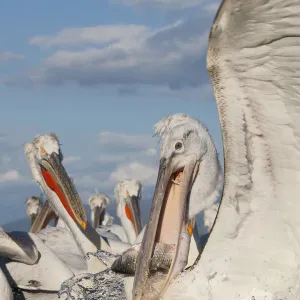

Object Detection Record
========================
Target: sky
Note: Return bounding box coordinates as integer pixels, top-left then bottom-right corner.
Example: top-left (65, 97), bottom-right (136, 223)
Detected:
top-left (0, 0), bottom-right (223, 226)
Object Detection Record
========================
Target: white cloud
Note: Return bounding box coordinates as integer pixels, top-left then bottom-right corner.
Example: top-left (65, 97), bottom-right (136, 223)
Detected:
top-left (64, 156), bottom-right (82, 164)
top-left (7, 16), bottom-right (214, 89)
top-left (29, 25), bottom-right (148, 48)
top-left (96, 154), bottom-right (127, 164)
top-left (0, 52), bottom-right (24, 63)
top-left (114, 0), bottom-right (203, 9)
top-left (0, 170), bottom-right (22, 183)
top-left (110, 161), bottom-right (157, 185)
top-left (65, 131), bottom-right (159, 199)
top-left (144, 148), bottom-right (157, 156)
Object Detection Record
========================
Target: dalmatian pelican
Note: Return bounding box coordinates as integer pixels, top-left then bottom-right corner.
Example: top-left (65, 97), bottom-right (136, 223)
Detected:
top-left (89, 193), bottom-right (111, 228)
top-left (24, 134), bottom-right (130, 271)
top-left (95, 179), bottom-right (143, 245)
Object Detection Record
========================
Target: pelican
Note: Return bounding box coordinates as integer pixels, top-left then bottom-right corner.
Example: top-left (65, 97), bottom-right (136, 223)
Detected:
top-left (88, 193), bottom-right (125, 241)
top-left (25, 196), bottom-right (42, 225)
top-left (118, 113), bottom-right (222, 299)
top-left (89, 193), bottom-right (110, 228)
top-left (112, 179), bottom-right (143, 244)
top-left (24, 134), bottom-right (131, 272)
top-left (92, 180), bottom-right (144, 246)
top-left (133, 0), bottom-right (300, 299)
top-left (114, 179), bottom-right (143, 244)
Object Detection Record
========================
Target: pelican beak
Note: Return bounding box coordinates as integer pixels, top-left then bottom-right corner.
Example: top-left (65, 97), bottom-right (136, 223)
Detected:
top-left (30, 200), bottom-right (57, 233)
top-left (92, 204), bottom-right (105, 228)
top-left (132, 155), bottom-right (197, 300)
top-left (30, 214), bottom-right (37, 225)
top-left (38, 152), bottom-right (87, 231)
top-left (125, 195), bottom-right (143, 236)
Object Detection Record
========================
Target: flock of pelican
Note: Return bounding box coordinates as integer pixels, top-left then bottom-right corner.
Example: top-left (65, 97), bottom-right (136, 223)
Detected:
top-left (1, 0), bottom-right (300, 299)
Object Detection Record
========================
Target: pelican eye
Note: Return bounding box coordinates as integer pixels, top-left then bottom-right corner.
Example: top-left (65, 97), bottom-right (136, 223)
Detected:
top-left (40, 146), bottom-right (47, 156)
top-left (175, 142), bottom-right (183, 151)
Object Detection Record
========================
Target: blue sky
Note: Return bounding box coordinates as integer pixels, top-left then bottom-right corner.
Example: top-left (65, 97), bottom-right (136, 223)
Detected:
top-left (0, 0), bottom-right (222, 226)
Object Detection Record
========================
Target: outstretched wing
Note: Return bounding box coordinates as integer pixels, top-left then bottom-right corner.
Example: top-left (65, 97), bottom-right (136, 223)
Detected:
top-left (165, 1), bottom-right (300, 299)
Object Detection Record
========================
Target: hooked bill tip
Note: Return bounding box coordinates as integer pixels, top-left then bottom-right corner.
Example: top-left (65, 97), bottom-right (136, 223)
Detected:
top-left (80, 220), bottom-right (87, 230)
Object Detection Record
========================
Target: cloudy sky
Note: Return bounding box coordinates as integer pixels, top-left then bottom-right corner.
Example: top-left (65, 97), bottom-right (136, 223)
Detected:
top-left (0, 0), bottom-right (223, 226)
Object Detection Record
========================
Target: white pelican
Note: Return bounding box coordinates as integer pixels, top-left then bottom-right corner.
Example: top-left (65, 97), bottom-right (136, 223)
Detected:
top-left (125, 113), bottom-right (223, 299)
top-left (134, 0), bottom-right (300, 299)
top-left (113, 179), bottom-right (143, 244)
top-left (25, 196), bottom-right (42, 226)
top-left (93, 180), bottom-right (144, 245)
top-left (24, 134), bottom-right (130, 272)
top-left (114, 179), bottom-right (143, 244)
top-left (88, 193), bottom-right (127, 242)
top-left (89, 193), bottom-right (110, 228)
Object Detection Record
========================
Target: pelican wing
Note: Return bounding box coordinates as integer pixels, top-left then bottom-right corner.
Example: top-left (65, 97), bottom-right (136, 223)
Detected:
top-left (2, 233), bottom-right (73, 292)
top-left (37, 226), bottom-right (87, 274)
top-left (165, 1), bottom-right (300, 299)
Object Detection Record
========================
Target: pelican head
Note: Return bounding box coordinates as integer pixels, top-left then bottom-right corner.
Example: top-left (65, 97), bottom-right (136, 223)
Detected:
top-left (115, 179), bottom-right (143, 244)
top-left (24, 134), bottom-right (87, 232)
top-left (25, 196), bottom-right (42, 225)
top-left (132, 114), bottom-right (223, 299)
top-left (88, 194), bottom-right (110, 228)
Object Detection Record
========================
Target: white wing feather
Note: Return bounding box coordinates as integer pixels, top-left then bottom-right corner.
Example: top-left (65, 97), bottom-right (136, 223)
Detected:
top-left (165, 1), bottom-right (300, 299)
top-left (37, 227), bottom-right (87, 274)
top-left (4, 233), bottom-right (73, 291)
